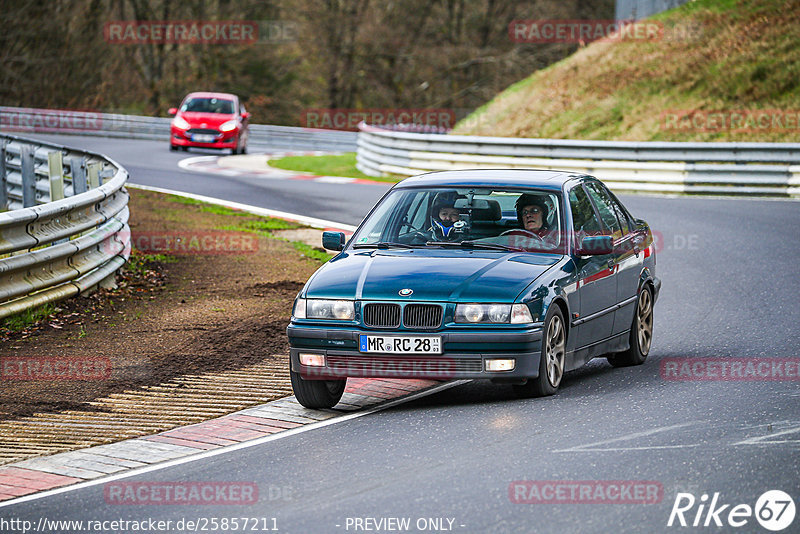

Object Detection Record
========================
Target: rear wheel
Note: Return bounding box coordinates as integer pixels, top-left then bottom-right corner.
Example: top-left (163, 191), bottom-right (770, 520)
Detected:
top-left (290, 369), bottom-right (346, 409)
top-left (513, 305), bottom-right (566, 398)
top-left (608, 286), bottom-right (653, 367)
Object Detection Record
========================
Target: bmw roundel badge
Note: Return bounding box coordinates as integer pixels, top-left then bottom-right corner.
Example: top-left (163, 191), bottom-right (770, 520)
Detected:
top-left (399, 288), bottom-right (413, 296)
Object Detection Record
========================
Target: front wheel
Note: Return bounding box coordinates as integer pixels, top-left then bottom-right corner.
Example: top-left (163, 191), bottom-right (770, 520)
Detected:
top-left (608, 286), bottom-right (653, 367)
top-left (290, 369), bottom-right (346, 408)
top-left (513, 305), bottom-right (566, 398)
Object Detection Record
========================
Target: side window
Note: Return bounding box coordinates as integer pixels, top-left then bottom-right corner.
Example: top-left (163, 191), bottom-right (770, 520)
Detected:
top-left (594, 184), bottom-right (630, 235)
top-left (584, 182), bottom-right (622, 236)
top-left (607, 190), bottom-right (633, 234)
top-left (406, 191), bottom-right (428, 230)
top-left (569, 186), bottom-right (602, 241)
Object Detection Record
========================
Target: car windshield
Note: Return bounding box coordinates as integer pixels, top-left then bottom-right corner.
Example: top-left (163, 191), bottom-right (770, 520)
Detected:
top-left (180, 97), bottom-right (235, 114)
top-left (350, 187), bottom-right (565, 253)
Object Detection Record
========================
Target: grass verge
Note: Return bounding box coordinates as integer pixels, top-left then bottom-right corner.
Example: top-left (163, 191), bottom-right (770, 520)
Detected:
top-left (2, 304), bottom-right (57, 333)
top-left (268, 153), bottom-right (403, 183)
top-left (453, 0), bottom-right (800, 142)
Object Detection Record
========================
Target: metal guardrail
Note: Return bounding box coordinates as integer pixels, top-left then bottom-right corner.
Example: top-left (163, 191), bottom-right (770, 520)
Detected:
top-left (0, 106), bottom-right (358, 152)
top-left (0, 134), bottom-right (131, 320)
top-left (356, 123), bottom-right (800, 197)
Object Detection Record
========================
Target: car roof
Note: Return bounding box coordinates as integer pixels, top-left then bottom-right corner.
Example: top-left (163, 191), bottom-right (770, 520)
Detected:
top-left (183, 92), bottom-right (237, 101)
top-left (394, 169), bottom-right (587, 191)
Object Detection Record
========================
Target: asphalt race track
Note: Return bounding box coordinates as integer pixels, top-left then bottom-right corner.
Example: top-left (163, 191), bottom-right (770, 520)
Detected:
top-left (4, 134), bottom-right (799, 533)
top-left (29, 134), bottom-right (390, 226)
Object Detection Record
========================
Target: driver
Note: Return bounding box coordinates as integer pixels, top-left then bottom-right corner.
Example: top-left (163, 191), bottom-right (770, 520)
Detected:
top-left (429, 192), bottom-right (467, 241)
top-left (516, 194), bottom-right (551, 238)
top-left (501, 193), bottom-right (558, 249)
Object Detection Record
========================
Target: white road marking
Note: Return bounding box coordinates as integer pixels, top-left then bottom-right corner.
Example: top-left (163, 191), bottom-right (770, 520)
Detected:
top-left (315, 176), bottom-right (356, 184)
top-left (0, 381), bottom-right (470, 509)
top-left (176, 155), bottom-right (219, 171)
top-left (733, 425), bottom-right (800, 446)
top-left (125, 183), bottom-right (358, 232)
top-left (553, 421), bottom-right (702, 453)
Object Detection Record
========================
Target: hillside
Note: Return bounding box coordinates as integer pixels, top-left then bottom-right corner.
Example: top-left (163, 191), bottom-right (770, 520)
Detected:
top-left (453, 0), bottom-right (800, 142)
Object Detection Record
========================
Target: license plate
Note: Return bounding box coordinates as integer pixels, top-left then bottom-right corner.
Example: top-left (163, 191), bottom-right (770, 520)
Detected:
top-left (192, 134), bottom-right (216, 143)
top-left (359, 335), bottom-right (441, 354)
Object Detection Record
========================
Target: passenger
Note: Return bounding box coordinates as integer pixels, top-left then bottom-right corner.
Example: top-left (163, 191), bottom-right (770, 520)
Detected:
top-left (502, 193), bottom-right (558, 249)
top-left (516, 194), bottom-right (551, 238)
top-left (429, 192), bottom-right (466, 241)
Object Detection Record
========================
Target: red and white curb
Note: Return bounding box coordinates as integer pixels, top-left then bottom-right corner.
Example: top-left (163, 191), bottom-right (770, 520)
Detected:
top-left (0, 378), bottom-right (467, 506)
top-left (177, 151), bottom-right (387, 186)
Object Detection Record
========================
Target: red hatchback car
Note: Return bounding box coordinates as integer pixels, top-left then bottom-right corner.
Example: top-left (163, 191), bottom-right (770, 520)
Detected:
top-left (169, 92), bottom-right (250, 154)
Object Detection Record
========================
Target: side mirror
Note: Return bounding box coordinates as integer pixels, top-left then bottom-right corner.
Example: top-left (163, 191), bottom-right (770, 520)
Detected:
top-left (168, 107), bottom-right (178, 115)
top-left (322, 231), bottom-right (345, 251)
top-left (577, 235), bottom-right (613, 255)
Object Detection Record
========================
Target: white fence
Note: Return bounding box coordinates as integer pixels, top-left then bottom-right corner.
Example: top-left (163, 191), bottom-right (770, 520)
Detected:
top-left (356, 124), bottom-right (800, 197)
top-left (0, 106), bottom-right (358, 152)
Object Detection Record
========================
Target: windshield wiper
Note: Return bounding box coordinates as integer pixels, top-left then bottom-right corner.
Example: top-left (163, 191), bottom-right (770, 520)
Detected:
top-left (353, 242), bottom-right (417, 249)
top-left (426, 240), bottom-right (515, 251)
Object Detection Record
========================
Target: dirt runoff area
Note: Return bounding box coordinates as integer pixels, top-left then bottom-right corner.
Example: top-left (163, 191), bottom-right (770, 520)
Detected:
top-left (0, 189), bottom-right (329, 463)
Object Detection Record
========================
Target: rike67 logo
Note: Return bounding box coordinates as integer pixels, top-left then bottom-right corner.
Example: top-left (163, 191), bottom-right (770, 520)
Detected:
top-left (668, 490), bottom-right (795, 531)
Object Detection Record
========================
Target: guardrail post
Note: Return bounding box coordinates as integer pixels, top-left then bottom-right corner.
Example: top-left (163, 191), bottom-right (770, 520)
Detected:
top-left (87, 162), bottom-right (101, 189)
top-left (0, 140), bottom-right (7, 210)
top-left (48, 150), bottom-right (65, 201)
top-left (70, 156), bottom-right (88, 195)
top-left (21, 145), bottom-right (36, 207)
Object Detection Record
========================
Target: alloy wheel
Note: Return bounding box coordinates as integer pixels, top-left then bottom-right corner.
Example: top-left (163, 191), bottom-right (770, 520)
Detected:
top-left (545, 314), bottom-right (566, 387)
top-left (637, 289), bottom-right (653, 356)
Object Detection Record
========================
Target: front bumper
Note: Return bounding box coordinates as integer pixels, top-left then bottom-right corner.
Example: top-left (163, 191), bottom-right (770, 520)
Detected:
top-left (170, 129), bottom-right (238, 149)
top-left (288, 325), bottom-right (543, 380)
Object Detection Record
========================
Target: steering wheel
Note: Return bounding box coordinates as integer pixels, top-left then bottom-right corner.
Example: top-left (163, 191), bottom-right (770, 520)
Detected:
top-left (500, 228), bottom-right (546, 245)
top-left (399, 230), bottom-right (429, 244)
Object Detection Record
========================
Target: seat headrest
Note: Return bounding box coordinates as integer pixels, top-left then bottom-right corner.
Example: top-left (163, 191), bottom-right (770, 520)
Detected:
top-left (470, 199), bottom-right (501, 222)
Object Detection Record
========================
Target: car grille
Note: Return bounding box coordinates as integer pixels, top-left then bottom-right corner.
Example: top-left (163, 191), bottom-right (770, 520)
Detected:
top-left (403, 304), bottom-right (443, 329)
top-left (362, 303), bottom-right (443, 329)
top-left (186, 128), bottom-right (220, 135)
top-left (363, 303), bottom-right (401, 328)
top-left (326, 356), bottom-right (482, 376)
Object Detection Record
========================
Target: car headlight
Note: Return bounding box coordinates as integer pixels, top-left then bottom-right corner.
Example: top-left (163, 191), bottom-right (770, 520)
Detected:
top-left (455, 303), bottom-right (533, 324)
top-left (219, 120), bottom-right (238, 132)
top-left (172, 116), bottom-right (190, 130)
top-left (299, 299), bottom-right (355, 320)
